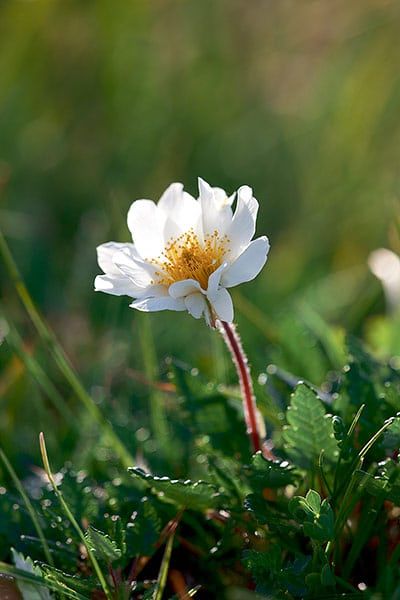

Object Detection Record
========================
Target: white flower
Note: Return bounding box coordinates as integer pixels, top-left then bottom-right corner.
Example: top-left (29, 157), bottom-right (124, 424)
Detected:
top-left (95, 178), bottom-right (269, 326)
top-left (368, 248), bottom-right (400, 312)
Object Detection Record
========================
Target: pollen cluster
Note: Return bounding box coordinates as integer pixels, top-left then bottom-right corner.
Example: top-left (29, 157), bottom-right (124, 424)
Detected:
top-left (151, 229), bottom-right (230, 289)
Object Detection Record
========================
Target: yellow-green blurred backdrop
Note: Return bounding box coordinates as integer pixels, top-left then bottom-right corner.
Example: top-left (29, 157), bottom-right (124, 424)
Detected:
top-left (1, 0), bottom-right (399, 372)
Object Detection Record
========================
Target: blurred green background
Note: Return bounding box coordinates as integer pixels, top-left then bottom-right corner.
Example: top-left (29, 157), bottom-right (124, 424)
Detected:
top-left (1, 0), bottom-right (399, 467)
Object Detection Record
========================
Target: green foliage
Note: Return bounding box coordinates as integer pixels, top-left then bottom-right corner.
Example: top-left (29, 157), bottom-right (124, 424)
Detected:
top-left (125, 498), bottom-right (161, 556)
top-left (383, 416), bottom-right (400, 452)
top-left (129, 468), bottom-right (227, 511)
top-left (2, 328), bottom-right (400, 598)
top-left (355, 460), bottom-right (400, 504)
top-left (289, 490), bottom-right (334, 543)
top-left (11, 549), bottom-right (52, 600)
top-left (84, 526), bottom-right (122, 564)
top-left (283, 384), bottom-right (339, 469)
top-left (244, 452), bottom-right (299, 490)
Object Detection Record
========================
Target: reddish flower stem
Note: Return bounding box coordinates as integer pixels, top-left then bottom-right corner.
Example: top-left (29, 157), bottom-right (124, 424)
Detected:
top-left (219, 321), bottom-right (263, 454)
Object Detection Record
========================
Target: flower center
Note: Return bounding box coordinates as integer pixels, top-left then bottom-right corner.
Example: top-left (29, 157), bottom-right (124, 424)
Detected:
top-left (151, 228), bottom-right (230, 289)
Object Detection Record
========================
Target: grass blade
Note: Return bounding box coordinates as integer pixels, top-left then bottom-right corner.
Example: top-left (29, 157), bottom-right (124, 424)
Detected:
top-left (0, 562), bottom-right (87, 599)
top-left (153, 529), bottom-right (176, 600)
top-left (39, 432), bottom-right (113, 599)
top-left (0, 447), bottom-right (53, 567)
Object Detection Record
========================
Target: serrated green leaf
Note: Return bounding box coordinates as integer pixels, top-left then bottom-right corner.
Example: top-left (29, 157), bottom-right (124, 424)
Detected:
top-left (40, 564), bottom-right (96, 595)
top-left (244, 452), bottom-right (299, 490)
top-left (243, 549), bottom-right (309, 597)
top-left (109, 515), bottom-right (126, 557)
top-left (129, 468), bottom-right (226, 510)
top-left (244, 494), bottom-right (297, 540)
top-left (207, 454), bottom-right (246, 504)
top-left (84, 526), bottom-right (121, 563)
top-left (0, 561), bottom-right (86, 600)
top-left (242, 546), bottom-right (282, 581)
top-left (283, 384), bottom-right (339, 469)
top-left (12, 549), bottom-right (52, 600)
top-left (126, 498), bottom-right (161, 556)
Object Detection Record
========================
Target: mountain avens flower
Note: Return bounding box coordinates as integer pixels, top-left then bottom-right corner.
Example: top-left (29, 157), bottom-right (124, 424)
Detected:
top-left (95, 178), bottom-right (269, 327)
top-left (95, 178), bottom-right (271, 455)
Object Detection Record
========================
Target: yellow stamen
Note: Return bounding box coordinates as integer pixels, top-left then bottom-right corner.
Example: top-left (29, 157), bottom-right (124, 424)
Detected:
top-left (150, 228), bottom-right (230, 289)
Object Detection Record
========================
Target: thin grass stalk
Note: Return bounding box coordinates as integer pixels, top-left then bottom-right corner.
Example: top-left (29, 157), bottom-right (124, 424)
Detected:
top-left (153, 529), bottom-right (176, 600)
top-left (39, 433), bottom-right (113, 599)
top-left (0, 447), bottom-right (53, 566)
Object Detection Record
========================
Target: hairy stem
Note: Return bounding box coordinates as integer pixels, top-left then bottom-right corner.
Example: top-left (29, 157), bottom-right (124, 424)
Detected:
top-left (219, 321), bottom-right (263, 454)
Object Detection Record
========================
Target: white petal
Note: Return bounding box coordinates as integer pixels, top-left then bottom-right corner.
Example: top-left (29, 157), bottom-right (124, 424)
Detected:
top-left (157, 182), bottom-right (185, 212)
top-left (227, 186), bottom-right (259, 258)
top-left (169, 279), bottom-right (202, 299)
top-left (198, 177), bottom-right (232, 237)
top-left (158, 183), bottom-right (198, 221)
top-left (184, 293), bottom-right (207, 319)
top-left (212, 187), bottom-right (235, 207)
top-left (207, 262), bottom-right (228, 297)
top-left (130, 296), bottom-right (186, 312)
top-left (97, 242), bottom-right (136, 275)
top-left (158, 183), bottom-right (202, 242)
top-left (208, 288), bottom-right (234, 323)
top-left (113, 251), bottom-right (156, 288)
top-left (94, 274), bottom-right (143, 297)
top-left (221, 236), bottom-right (270, 288)
top-left (127, 200), bottom-right (165, 258)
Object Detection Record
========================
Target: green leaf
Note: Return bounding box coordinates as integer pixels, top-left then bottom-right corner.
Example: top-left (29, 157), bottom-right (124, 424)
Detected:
top-left (289, 490), bottom-right (334, 543)
top-left (383, 416), bottom-right (400, 451)
top-left (244, 452), bottom-right (299, 490)
top-left (283, 384), bottom-right (339, 469)
top-left (355, 461), bottom-right (400, 504)
top-left (0, 561), bottom-right (87, 600)
top-left (125, 498), bottom-right (162, 556)
top-left (84, 526), bottom-right (122, 563)
top-left (244, 493), bottom-right (297, 542)
top-left (11, 549), bottom-right (52, 600)
top-left (243, 549), bottom-right (309, 597)
top-left (207, 454), bottom-right (246, 504)
top-left (305, 489), bottom-right (321, 513)
top-left (170, 362), bottom-right (250, 456)
top-left (40, 565), bottom-right (96, 595)
top-left (129, 468), bottom-right (226, 511)
top-left (242, 546), bottom-right (282, 583)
